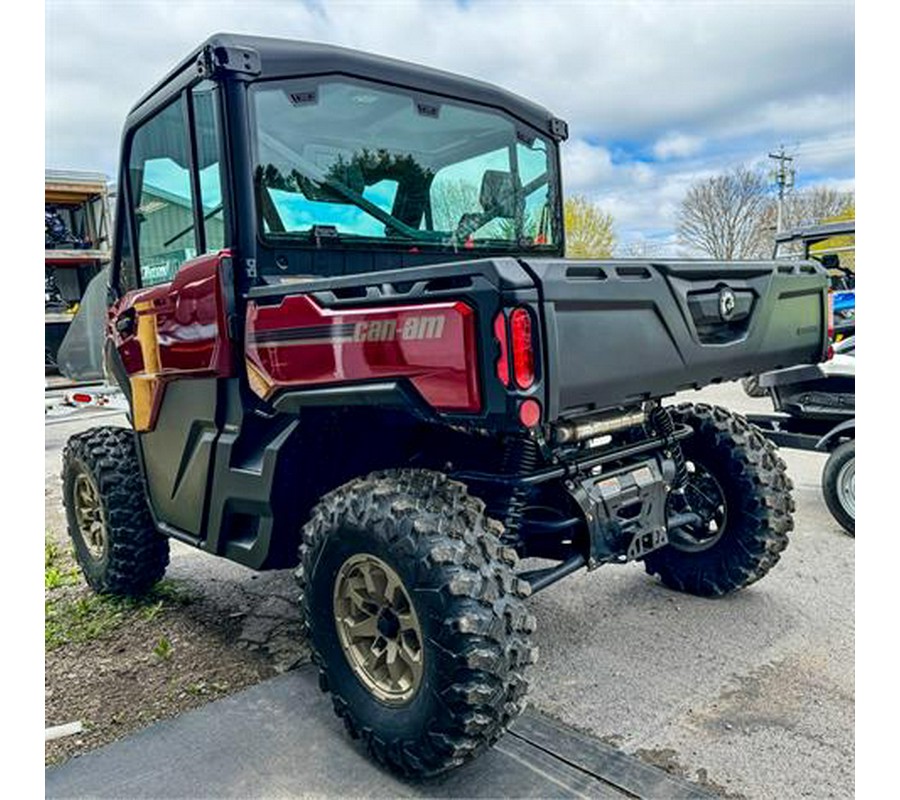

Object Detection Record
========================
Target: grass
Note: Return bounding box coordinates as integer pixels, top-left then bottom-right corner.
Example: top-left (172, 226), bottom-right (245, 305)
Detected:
top-left (153, 636), bottom-right (173, 660)
top-left (184, 679), bottom-right (230, 697)
top-left (45, 593), bottom-right (130, 649)
top-left (44, 538), bottom-right (80, 589)
top-left (44, 532), bottom-right (193, 652)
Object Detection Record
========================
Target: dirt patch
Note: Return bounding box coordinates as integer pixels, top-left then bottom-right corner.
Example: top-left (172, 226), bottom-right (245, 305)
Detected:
top-left (44, 536), bottom-right (302, 766)
top-left (632, 747), bottom-right (742, 798)
top-left (45, 418), bottom-right (311, 768)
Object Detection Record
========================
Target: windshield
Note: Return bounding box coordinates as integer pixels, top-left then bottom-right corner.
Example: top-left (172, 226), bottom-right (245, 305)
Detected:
top-left (249, 77), bottom-right (560, 252)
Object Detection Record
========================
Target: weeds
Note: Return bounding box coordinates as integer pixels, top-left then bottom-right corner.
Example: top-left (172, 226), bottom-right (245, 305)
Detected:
top-left (185, 680), bottom-right (209, 696)
top-left (142, 600), bottom-right (165, 622)
top-left (184, 679), bottom-right (230, 698)
top-left (45, 593), bottom-right (128, 649)
top-left (151, 580), bottom-right (193, 605)
top-left (44, 546), bottom-right (193, 651)
top-left (44, 537), bottom-right (80, 590)
top-left (45, 538), bottom-right (59, 568)
top-left (153, 636), bottom-right (173, 660)
top-left (45, 565), bottom-right (80, 590)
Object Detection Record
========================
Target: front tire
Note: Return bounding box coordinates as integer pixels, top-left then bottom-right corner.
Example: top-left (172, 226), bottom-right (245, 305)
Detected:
top-left (643, 404), bottom-right (793, 596)
top-left (822, 440), bottom-right (855, 536)
top-left (296, 469), bottom-right (535, 777)
top-left (62, 426), bottom-right (169, 596)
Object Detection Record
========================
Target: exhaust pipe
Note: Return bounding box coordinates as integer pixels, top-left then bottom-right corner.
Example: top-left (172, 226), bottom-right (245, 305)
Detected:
top-left (553, 408), bottom-right (647, 444)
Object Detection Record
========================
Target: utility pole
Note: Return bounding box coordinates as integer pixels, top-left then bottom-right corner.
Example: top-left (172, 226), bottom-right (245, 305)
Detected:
top-left (769, 146), bottom-right (795, 233)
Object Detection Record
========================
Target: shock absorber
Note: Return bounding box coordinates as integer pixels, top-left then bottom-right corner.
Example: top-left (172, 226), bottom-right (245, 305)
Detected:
top-left (650, 405), bottom-right (688, 489)
top-left (496, 436), bottom-right (540, 545)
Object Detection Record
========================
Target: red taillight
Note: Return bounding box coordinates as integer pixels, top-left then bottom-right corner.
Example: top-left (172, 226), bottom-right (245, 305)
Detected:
top-left (510, 307), bottom-right (535, 389)
top-left (493, 311), bottom-right (510, 387)
top-left (519, 398), bottom-right (542, 428)
top-left (72, 393), bottom-right (92, 404)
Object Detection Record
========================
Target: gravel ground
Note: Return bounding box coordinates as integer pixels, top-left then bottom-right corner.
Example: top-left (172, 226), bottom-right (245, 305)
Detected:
top-left (44, 383), bottom-right (853, 798)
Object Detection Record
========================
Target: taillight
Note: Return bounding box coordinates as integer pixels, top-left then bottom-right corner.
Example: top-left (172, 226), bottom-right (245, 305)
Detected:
top-left (493, 311), bottom-right (510, 387)
top-left (518, 398), bottom-right (542, 428)
top-left (510, 307), bottom-right (535, 389)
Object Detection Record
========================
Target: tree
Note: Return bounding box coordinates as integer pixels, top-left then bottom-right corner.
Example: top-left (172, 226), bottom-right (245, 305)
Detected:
top-left (678, 165), bottom-right (855, 260)
top-left (430, 178), bottom-right (479, 231)
top-left (784, 186), bottom-right (853, 229)
top-left (619, 239), bottom-right (667, 258)
top-left (677, 166), bottom-right (770, 258)
top-left (564, 196), bottom-right (616, 258)
top-left (757, 185), bottom-right (854, 245)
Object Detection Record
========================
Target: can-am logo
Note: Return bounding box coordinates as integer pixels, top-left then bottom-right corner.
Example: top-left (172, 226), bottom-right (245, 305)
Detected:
top-left (718, 288), bottom-right (737, 321)
top-left (353, 315), bottom-right (446, 342)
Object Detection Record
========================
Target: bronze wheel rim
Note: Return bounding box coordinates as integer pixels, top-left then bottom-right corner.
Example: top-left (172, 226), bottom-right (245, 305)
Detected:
top-left (333, 553), bottom-right (424, 705)
top-left (73, 472), bottom-right (107, 561)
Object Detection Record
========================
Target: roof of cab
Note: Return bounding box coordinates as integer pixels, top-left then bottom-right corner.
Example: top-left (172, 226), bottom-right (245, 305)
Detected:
top-left (127, 33), bottom-right (565, 139)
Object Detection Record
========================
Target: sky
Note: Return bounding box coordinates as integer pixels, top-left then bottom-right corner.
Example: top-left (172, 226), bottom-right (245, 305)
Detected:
top-left (45, 0), bottom-right (854, 254)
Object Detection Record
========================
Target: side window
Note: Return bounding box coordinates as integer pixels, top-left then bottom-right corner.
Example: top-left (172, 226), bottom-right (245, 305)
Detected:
top-left (518, 139), bottom-right (554, 245)
top-left (129, 95), bottom-right (196, 287)
top-left (192, 82), bottom-right (227, 253)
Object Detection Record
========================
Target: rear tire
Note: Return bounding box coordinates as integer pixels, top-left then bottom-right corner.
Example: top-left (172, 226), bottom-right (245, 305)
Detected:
top-left (296, 469), bottom-right (535, 777)
top-left (643, 404), bottom-right (793, 596)
top-left (822, 440), bottom-right (855, 536)
top-left (62, 426), bottom-right (169, 596)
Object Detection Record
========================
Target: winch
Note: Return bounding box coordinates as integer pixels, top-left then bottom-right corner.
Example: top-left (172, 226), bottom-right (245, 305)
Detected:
top-left (565, 454), bottom-right (677, 566)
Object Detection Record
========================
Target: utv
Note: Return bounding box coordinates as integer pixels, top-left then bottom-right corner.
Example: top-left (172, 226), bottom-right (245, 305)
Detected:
top-left (62, 35), bottom-right (829, 777)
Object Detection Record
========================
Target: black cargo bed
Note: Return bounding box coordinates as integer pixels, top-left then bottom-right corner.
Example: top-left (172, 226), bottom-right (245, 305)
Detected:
top-left (524, 258), bottom-right (828, 419)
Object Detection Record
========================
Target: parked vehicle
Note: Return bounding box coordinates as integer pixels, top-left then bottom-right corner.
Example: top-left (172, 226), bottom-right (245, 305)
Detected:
top-left (748, 336), bottom-right (855, 534)
top-left (830, 281), bottom-right (855, 342)
top-left (742, 220), bottom-right (854, 398)
top-left (61, 35), bottom-right (829, 777)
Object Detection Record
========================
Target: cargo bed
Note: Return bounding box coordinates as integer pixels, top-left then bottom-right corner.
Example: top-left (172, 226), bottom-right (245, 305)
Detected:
top-left (247, 256), bottom-right (828, 426)
top-left (525, 258), bottom-right (828, 419)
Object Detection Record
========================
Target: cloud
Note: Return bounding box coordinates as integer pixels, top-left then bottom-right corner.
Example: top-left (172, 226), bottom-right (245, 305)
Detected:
top-left (560, 140), bottom-right (615, 193)
top-left (793, 133), bottom-right (856, 175)
top-left (653, 133), bottom-right (705, 161)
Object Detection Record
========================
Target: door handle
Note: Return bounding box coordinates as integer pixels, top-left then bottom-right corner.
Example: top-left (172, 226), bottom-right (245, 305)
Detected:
top-left (115, 309), bottom-right (137, 336)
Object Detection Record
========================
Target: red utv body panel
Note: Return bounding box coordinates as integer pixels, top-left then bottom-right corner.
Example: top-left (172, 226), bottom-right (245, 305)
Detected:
top-left (110, 251), bottom-right (234, 431)
top-left (245, 294), bottom-right (481, 413)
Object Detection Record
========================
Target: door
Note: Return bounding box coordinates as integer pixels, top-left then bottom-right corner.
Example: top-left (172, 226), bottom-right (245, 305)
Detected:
top-left (109, 83), bottom-right (233, 538)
